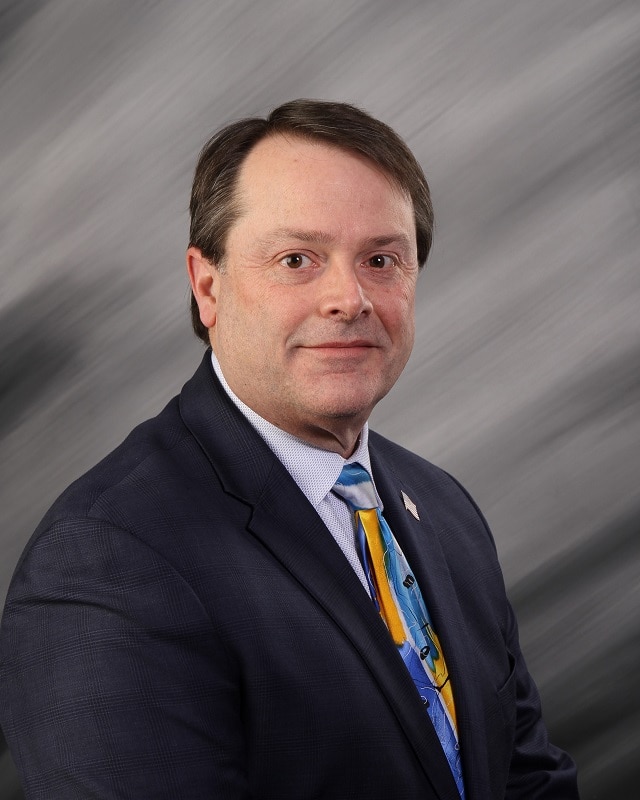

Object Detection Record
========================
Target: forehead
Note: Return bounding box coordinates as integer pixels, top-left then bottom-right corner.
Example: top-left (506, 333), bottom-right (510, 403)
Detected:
top-left (240, 133), bottom-right (397, 179)
top-left (232, 134), bottom-right (415, 237)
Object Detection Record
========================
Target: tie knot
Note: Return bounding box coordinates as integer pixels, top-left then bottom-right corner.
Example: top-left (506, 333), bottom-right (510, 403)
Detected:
top-left (333, 463), bottom-right (379, 511)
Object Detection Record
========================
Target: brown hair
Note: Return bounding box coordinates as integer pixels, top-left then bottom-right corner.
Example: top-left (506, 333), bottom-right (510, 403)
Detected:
top-left (188, 99), bottom-right (434, 343)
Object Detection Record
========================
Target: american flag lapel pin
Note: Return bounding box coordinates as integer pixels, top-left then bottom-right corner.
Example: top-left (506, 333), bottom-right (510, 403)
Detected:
top-left (401, 491), bottom-right (420, 520)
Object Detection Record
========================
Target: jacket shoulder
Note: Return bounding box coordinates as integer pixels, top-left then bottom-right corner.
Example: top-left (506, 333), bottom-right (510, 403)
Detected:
top-left (368, 429), bottom-right (496, 545)
top-left (368, 429), bottom-right (471, 500)
top-left (16, 394), bottom-right (204, 567)
top-left (368, 429), bottom-right (444, 475)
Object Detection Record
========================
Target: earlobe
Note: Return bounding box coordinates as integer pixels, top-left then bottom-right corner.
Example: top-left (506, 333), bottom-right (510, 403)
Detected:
top-left (186, 247), bottom-right (219, 329)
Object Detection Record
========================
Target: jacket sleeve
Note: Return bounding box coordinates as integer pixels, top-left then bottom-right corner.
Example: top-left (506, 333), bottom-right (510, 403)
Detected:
top-left (444, 469), bottom-right (580, 798)
top-left (0, 517), bottom-right (250, 800)
top-left (503, 598), bottom-right (580, 799)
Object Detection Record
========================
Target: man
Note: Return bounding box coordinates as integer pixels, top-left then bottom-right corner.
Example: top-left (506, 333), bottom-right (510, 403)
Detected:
top-left (0, 100), bottom-right (579, 799)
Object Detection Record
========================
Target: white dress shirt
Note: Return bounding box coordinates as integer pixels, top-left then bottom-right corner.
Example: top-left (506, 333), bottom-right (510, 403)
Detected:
top-left (210, 352), bottom-right (383, 593)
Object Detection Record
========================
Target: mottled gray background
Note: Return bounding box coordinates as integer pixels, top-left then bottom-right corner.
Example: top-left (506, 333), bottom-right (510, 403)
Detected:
top-left (1, 1), bottom-right (639, 797)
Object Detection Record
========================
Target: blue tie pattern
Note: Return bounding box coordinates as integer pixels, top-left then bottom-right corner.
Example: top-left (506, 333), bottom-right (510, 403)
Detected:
top-left (334, 463), bottom-right (465, 797)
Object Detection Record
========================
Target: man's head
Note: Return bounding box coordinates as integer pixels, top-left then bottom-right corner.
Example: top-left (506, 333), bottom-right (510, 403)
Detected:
top-left (188, 99), bottom-right (433, 343)
top-left (187, 100), bottom-right (433, 456)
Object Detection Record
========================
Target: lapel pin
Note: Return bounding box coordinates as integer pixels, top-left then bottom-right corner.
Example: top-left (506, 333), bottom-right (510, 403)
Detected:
top-left (401, 491), bottom-right (420, 520)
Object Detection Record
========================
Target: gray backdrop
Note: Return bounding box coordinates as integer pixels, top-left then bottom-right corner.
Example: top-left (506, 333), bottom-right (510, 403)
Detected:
top-left (1, 1), bottom-right (639, 797)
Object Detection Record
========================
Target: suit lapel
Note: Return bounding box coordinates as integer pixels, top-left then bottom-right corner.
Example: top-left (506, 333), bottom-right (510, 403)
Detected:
top-left (179, 354), bottom-right (461, 800)
top-left (370, 445), bottom-right (492, 798)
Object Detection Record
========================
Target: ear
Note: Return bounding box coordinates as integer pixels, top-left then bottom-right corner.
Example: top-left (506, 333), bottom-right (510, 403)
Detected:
top-left (186, 246), bottom-right (220, 329)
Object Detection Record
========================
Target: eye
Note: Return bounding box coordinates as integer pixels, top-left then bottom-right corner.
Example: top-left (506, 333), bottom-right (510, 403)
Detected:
top-left (366, 254), bottom-right (395, 269)
top-left (280, 253), bottom-right (313, 269)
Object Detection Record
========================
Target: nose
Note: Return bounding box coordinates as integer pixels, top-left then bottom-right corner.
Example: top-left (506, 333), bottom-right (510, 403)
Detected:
top-left (318, 260), bottom-right (373, 320)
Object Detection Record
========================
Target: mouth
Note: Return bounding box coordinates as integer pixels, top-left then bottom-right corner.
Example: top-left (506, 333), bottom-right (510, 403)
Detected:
top-left (305, 340), bottom-right (376, 349)
top-left (298, 342), bottom-right (379, 365)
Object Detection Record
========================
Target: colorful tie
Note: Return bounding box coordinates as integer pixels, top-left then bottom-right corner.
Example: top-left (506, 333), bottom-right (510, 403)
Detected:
top-left (333, 463), bottom-right (465, 797)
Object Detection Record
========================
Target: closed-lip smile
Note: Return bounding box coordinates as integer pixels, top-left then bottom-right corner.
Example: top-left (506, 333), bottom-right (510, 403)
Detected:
top-left (306, 340), bottom-right (375, 348)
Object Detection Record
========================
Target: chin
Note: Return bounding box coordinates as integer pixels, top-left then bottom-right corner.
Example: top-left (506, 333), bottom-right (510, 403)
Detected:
top-left (309, 393), bottom-right (381, 422)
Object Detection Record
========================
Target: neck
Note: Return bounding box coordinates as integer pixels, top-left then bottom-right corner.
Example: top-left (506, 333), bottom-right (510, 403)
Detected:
top-left (210, 350), bottom-right (366, 458)
top-left (283, 418), bottom-right (364, 458)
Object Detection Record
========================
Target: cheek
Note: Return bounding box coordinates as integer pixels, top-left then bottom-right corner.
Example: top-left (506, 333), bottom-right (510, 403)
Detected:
top-left (225, 292), bottom-right (302, 361)
top-left (381, 292), bottom-right (415, 342)
top-left (215, 294), bottom-right (255, 357)
top-left (219, 278), bottom-right (268, 331)
top-left (262, 288), bottom-right (311, 333)
top-left (398, 283), bottom-right (417, 340)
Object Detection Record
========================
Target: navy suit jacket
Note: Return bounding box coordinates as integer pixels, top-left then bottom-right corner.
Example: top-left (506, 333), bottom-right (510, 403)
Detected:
top-left (0, 353), bottom-right (578, 799)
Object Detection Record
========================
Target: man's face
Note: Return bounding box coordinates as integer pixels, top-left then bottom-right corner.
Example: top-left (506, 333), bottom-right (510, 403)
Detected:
top-left (189, 134), bottom-right (419, 455)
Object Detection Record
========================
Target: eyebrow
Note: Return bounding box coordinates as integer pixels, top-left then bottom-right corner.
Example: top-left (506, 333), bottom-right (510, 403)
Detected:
top-left (258, 228), bottom-right (415, 253)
